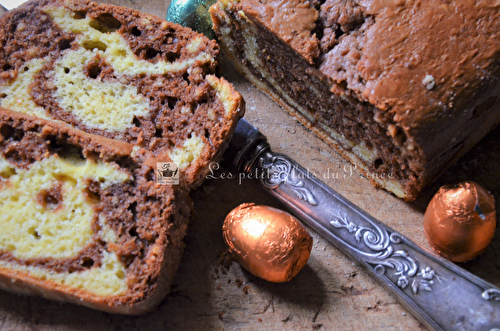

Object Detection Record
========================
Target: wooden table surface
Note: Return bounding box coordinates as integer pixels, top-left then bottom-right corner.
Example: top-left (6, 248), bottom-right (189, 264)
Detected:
top-left (1, 1), bottom-right (500, 330)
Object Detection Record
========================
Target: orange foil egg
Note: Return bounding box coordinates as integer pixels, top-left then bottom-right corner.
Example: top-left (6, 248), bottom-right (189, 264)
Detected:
top-left (223, 203), bottom-right (313, 282)
top-left (423, 181), bottom-right (496, 263)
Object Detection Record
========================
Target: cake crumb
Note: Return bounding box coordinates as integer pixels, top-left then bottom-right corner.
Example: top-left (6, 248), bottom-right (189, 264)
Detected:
top-left (422, 74), bottom-right (435, 90)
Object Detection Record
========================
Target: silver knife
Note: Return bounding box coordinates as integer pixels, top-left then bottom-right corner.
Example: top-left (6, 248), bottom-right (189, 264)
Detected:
top-left (221, 118), bottom-right (500, 331)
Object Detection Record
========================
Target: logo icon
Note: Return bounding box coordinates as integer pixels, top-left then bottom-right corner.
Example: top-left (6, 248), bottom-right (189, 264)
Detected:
top-left (156, 162), bottom-right (179, 185)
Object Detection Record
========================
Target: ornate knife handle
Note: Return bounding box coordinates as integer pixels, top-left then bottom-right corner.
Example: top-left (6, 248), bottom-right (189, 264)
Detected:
top-left (224, 119), bottom-right (500, 331)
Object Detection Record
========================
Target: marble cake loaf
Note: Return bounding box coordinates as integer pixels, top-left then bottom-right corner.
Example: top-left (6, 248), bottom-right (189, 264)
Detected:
top-left (0, 108), bottom-right (192, 314)
top-left (0, 0), bottom-right (244, 188)
top-left (210, 0), bottom-right (500, 200)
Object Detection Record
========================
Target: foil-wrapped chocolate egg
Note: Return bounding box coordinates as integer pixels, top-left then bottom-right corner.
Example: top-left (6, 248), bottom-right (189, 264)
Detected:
top-left (423, 181), bottom-right (496, 263)
top-left (166, 0), bottom-right (216, 39)
top-left (223, 203), bottom-right (312, 282)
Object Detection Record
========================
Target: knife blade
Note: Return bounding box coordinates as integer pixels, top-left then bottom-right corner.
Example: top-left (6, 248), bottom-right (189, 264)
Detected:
top-left (221, 118), bottom-right (500, 331)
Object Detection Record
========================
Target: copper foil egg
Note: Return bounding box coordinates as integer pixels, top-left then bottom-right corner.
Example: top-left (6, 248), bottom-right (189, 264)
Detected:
top-left (423, 181), bottom-right (496, 263)
top-left (223, 203), bottom-right (313, 282)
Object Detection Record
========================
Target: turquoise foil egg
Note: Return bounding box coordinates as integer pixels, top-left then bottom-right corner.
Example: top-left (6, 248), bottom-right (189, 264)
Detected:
top-left (166, 0), bottom-right (217, 39)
